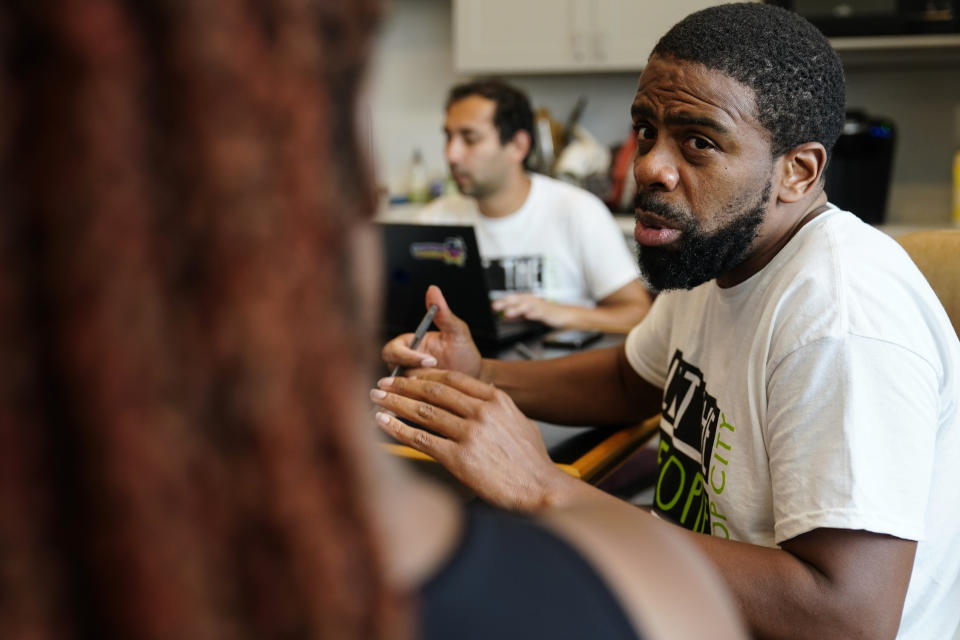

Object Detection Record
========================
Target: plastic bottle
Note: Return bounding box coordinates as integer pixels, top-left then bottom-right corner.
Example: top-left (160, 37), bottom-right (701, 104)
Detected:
top-left (407, 148), bottom-right (429, 204)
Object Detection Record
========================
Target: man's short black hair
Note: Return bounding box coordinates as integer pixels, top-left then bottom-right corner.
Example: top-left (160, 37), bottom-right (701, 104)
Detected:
top-left (446, 78), bottom-right (535, 167)
top-left (652, 2), bottom-right (845, 162)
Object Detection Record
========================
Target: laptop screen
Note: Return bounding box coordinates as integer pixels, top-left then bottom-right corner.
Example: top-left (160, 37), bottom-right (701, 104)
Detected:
top-left (378, 222), bottom-right (541, 354)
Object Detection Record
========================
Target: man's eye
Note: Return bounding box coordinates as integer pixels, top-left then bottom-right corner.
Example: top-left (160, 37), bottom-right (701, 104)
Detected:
top-left (687, 136), bottom-right (714, 151)
top-left (633, 124), bottom-right (655, 140)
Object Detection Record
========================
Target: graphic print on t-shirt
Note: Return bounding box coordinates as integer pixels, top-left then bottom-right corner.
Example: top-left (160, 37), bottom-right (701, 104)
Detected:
top-left (483, 255), bottom-right (544, 296)
top-left (655, 349), bottom-right (736, 539)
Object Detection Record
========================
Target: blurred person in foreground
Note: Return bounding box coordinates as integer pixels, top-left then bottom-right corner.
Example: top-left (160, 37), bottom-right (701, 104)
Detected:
top-left (0, 1), bottom-right (744, 639)
top-left (415, 78), bottom-right (652, 332)
top-left (379, 4), bottom-right (960, 639)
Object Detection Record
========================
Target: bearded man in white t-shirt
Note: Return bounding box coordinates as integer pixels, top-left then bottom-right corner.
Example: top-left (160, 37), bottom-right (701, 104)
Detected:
top-left (415, 78), bottom-right (652, 332)
top-left (377, 4), bottom-right (960, 639)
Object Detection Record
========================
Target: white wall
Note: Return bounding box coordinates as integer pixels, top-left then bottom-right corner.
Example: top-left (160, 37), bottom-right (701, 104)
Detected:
top-left (369, 0), bottom-right (960, 225)
top-left (368, 0), bottom-right (459, 196)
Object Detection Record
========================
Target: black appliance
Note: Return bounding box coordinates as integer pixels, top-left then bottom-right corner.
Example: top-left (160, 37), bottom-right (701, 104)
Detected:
top-left (766, 0), bottom-right (959, 37)
top-left (825, 110), bottom-right (897, 225)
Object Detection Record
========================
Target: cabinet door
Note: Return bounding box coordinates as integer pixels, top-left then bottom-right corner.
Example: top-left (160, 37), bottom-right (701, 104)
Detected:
top-left (454, 0), bottom-right (598, 73)
top-left (596, 0), bottom-right (735, 71)
top-left (453, 0), bottom-right (733, 74)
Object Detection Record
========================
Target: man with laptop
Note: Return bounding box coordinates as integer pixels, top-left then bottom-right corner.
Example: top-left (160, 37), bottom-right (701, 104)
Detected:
top-left (414, 78), bottom-right (651, 332)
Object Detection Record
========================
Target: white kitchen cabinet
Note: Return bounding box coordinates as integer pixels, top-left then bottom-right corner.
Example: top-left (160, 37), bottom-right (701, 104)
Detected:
top-left (598, 0), bottom-right (728, 69)
top-left (453, 0), bottom-right (729, 73)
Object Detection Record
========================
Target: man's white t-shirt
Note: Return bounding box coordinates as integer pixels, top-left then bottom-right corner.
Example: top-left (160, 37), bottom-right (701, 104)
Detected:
top-left (625, 207), bottom-right (960, 639)
top-left (415, 173), bottom-right (639, 305)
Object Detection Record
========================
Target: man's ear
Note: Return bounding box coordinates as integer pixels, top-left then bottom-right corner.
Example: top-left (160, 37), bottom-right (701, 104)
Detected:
top-left (776, 142), bottom-right (828, 203)
top-left (507, 130), bottom-right (532, 164)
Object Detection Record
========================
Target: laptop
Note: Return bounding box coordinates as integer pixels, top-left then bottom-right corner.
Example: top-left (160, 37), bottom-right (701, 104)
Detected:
top-left (378, 223), bottom-right (545, 355)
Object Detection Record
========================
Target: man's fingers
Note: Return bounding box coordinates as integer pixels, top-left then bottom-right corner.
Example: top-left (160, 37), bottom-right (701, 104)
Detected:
top-left (503, 305), bottom-right (528, 319)
top-left (493, 294), bottom-right (541, 319)
top-left (381, 333), bottom-right (439, 370)
top-left (427, 285), bottom-right (471, 337)
top-left (398, 368), bottom-right (497, 402)
top-left (374, 410), bottom-right (454, 460)
top-left (491, 294), bottom-right (519, 312)
top-left (370, 380), bottom-right (468, 439)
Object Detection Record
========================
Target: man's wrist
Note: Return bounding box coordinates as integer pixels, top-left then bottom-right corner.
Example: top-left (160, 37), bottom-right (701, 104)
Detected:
top-left (477, 357), bottom-right (496, 384)
top-left (532, 465), bottom-right (584, 511)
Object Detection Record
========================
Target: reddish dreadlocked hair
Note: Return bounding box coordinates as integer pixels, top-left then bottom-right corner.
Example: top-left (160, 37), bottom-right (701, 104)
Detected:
top-left (0, 1), bottom-right (403, 638)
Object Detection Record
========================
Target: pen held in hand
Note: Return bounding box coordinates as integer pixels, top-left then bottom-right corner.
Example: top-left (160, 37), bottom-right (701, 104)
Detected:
top-left (390, 303), bottom-right (439, 378)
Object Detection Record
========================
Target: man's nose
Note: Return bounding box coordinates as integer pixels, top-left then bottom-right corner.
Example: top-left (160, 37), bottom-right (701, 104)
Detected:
top-left (445, 138), bottom-right (463, 165)
top-left (633, 142), bottom-right (680, 192)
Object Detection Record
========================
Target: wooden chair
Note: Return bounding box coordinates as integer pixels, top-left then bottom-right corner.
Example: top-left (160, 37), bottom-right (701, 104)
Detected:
top-left (567, 413), bottom-right (661, 483)
top-left (896, 230), bottom-right (960, 339)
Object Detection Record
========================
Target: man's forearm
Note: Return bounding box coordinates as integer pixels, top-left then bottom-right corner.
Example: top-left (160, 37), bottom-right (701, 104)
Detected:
top-left (562, 280), bottom-right (652, 332)
top-left (557, 301), bottom-right (649, 333)
top-left (480, 345), bottom-right (656, 426)
top-left (679, 527), bottom-right (914, 639)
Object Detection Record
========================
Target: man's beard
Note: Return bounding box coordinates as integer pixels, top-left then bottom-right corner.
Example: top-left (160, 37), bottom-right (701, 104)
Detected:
top-left (452, 174), bottom-right (478, 198)
top-left (635, 180), bottom-right (770, 291)
top-left (451, 169), bottom-right (493, 200)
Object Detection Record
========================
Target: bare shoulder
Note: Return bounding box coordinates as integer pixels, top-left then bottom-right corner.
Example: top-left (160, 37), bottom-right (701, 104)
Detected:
top-left (541, 503), bottom-right (746, 640)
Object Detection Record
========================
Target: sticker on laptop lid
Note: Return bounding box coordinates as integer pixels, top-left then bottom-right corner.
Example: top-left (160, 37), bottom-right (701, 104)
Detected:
top-left (409, 236), bottom-right (467, 267)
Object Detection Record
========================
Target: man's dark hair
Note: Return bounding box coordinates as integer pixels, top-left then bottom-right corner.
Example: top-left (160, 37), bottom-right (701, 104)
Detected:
top-left (652, 2), bottom-right (845, 162)
top-left (446, 78), bottom-right (536, 167)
